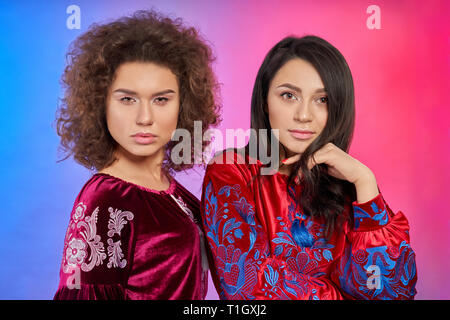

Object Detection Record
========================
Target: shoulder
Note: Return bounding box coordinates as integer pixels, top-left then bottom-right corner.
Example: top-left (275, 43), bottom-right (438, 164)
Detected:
top-left (204, 148), bottom-right (259, 182)
top-left (80, 172), bottom-right (148, 198)
top-left (70, 173), bottom-right (137, 223)
top-left (206, 148), bottom-right (247, 166)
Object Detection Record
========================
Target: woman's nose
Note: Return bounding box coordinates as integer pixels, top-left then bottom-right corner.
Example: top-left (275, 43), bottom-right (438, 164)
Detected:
top-left (294, 102), bottom-right (313, 122)
top-left (136, 102), bottom-right (154, 125)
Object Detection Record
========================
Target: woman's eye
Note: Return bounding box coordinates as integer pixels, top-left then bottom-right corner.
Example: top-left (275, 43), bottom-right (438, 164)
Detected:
top-left (154, 97), bottom-right (169, 105)
top-left (281, 92), bottom-right (296, 100)
top-left (317, 96), bottom-right (328, 104)
top-left (120, 96), bottom-right (135, 104)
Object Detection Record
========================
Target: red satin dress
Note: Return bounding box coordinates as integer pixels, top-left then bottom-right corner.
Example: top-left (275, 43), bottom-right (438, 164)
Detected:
top-left (54, 173), bottom-right (208, 300)
top-left (200, 150), bottom-right (417, 300)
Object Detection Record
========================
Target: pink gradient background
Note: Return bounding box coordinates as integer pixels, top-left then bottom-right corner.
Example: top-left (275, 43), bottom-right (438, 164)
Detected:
top-left (50, 0), bottom-right (448, 299)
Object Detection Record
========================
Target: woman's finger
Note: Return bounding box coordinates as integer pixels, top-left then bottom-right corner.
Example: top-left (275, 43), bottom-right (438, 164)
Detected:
top-left (307, 155), bottom-right (318, 170)
top-left (281, 154), bottom-right (301, 165)
top-left (307, 147), bottom-right (329, 170)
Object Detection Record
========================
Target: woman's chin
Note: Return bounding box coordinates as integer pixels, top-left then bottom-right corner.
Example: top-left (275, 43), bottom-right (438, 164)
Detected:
top-left (119, 145), bottom-right (163, 159)
top-left (280, 143), bottom-right (308, 157)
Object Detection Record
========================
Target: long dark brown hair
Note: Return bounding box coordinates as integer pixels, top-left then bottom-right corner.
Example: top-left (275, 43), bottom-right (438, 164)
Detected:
top-left (245, 35), bottom-right (357, 238)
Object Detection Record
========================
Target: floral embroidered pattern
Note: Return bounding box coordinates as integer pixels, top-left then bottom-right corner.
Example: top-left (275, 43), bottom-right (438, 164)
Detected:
top-left (336, 241), bottom-right (417, 299)
top-left (65, 238), bottom-right (87, 267)
top-left (203, 181), bottom-right (329, 299)
top-left (204, 182), bottom-right (261, 299)
top-left (73, 203), bottom-right (86, 221)
top-left (106, 208), bottom-right (134, 269)
top-left (202, 177), bottom-right (417, 300)
top-left (66, 205), bottom-right (107, 272)
top-left (271, 185), bottom-right (335, 275)
top-left (107, 238), bottom-right (127, 268)
top-left (353, 201), bottom-right (389, 230)
top-left (216, 244), bottom-right (257, 298)
top-left (107, 208), bottom-right (134, 238)
top-left (63, 202), bottom-right (134, 275)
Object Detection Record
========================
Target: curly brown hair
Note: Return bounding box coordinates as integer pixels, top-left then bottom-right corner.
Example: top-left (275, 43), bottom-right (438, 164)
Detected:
top-left (55, 9), bottom-right (221, 173)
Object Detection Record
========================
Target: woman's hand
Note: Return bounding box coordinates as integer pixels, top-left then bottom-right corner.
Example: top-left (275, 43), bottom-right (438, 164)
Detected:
top-left (282, 143), bottom-right (379, 203)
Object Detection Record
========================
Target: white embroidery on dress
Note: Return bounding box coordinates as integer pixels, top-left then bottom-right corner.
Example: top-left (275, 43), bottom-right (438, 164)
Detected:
top-left (107, 208), bottom-right (134, 237)
top-left (106, 238), bottom-right (127, 268)
top-left (73, 202), bottom-right (86, 221)
top-left (78, 207), bottom-right (107, 272)
top-left (106, 207), bottom-right (134, 269)
top-left (63, 202), bottom-right (134, 275)
top-left (65, 238), bottom-right (87, 267)
top-left (64, 204), bottom-right (106, 273)
top-left (170, 194), bottom-right (196, 222)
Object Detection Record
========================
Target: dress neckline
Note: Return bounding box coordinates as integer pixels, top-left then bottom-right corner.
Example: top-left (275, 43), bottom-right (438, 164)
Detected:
top-left (94, 172), bottom-right (177, 195)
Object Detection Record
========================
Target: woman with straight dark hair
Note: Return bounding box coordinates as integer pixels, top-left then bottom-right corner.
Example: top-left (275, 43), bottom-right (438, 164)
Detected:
top-left (200, 35), bottom-right (417, 300)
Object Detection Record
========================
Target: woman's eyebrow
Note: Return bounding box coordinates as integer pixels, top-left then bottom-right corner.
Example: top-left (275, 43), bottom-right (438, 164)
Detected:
top-left (112, 88), bottom-right (176, 97)
top-left (276, 83), bottom-right (326, 94)
top-left (113, 88), bottom-right (138, 95)
top-left (277, 83), bottom-right (301, 92)
top-left (152, 89), bottom-right (176, 97)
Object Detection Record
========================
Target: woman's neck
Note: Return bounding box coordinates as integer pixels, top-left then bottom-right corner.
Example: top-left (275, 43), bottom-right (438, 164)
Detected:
top-left (99, 147), bottom-right (170, 189)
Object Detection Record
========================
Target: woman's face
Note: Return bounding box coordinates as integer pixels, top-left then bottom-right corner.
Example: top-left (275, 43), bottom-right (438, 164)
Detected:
top-left (267, 58), bottom-right (328, 158)
top-left (106, 61), bottom-right (180, 160)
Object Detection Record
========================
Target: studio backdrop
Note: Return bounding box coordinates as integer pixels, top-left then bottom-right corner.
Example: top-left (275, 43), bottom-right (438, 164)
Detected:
top-left (0, 0), bottom-right (448, 299)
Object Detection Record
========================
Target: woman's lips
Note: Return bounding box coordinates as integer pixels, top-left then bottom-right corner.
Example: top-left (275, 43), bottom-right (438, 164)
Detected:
top-left (288, 129), bottom-right (315, 140)
top-left (131, 133), bottom-right (157, 145)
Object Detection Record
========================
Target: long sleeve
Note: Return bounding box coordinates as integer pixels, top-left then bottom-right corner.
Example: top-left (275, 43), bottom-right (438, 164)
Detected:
top-left (331, 193), bottom-right (418, 299)
top-left (201, 160), bottom-right (344, 300)
top-left (54, 193), bottom-right (135, 300)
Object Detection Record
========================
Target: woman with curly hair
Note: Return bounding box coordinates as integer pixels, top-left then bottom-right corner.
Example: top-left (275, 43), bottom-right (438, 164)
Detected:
top-left (200, 35), bottom-right (417, 300)
top-left (53, 10), bottom-right (220, 300)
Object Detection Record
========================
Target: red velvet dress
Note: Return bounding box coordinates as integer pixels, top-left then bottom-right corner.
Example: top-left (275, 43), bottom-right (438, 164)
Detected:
top-left (54, 173), bottom-right (208, 300)
top-left (200, 150), bottom-right (417, 300)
